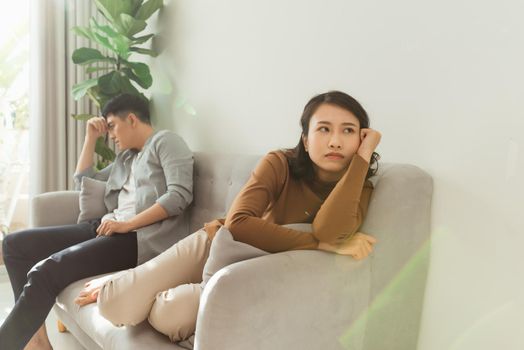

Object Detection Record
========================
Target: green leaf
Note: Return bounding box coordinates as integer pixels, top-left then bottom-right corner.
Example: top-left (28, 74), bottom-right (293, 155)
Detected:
top-left (98, 71), bottom-right (122, 94)
top-left (131, 33), bottom-right (154, 45)
top-left (95, 0), bottom-right (136, 22)
top-left (87, 86), bottom-right (112, 109)
top-left (85, 66), bottom-right (111, 74)
top-left (122, 68), bottom-right (151, 89)
top-left (136, 0), bottom-right (163, 21)
top-left (119, 75), bottom-right (141, 95)
top-left (90, 18), bottom-right (130, 58)
top-left (122, 61), bottom-right (152, 88)
top-left (96, 159), bottom-right (109, 171)
top-left (130, 0), bottom-right (144, 16)
top-left (91, 32), bottom-right (116, 54)
top-left (94, 0), bottom-right (114, 22)
top-left (117, 14), bottom-right (147, 37)
top-left (71, 26), bottom-right (94, 41)
top-left (72, 78), bottom-right (98, 100)
top-left (72, 48), bottom-right (115, 65)
top-left (95, 137), bottom-right (116, 162)
top-left (90, 17), bottom-right (119, 38)
top-left (71, 114), bottom-right (97, 121)
top-left (129, 47), bottom-right (158, 57)
top-left (98, 71), bottom-right (140, 96)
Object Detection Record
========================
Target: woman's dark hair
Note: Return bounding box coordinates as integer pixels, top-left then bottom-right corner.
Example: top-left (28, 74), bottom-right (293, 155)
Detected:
top-left (101, 93), bottom-right (151, 125)
top-left (285, 90), bottom-right (380, 181)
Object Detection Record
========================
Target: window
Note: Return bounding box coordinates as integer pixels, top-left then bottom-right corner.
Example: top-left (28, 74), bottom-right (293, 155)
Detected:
top-left (0, 0), bottom-right (30, 241)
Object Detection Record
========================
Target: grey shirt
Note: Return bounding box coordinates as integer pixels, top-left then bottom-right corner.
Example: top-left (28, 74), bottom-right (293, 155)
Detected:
top-left (74, 130), bottom-right (194, 264)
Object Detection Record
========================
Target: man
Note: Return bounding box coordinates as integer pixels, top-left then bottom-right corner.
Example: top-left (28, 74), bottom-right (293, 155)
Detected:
top-left (0, 93), bottom-right (194, 350)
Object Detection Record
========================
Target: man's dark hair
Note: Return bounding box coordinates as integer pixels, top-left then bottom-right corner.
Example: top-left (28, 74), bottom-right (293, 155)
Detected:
top-left (101, 93), bottom-right (151, 124)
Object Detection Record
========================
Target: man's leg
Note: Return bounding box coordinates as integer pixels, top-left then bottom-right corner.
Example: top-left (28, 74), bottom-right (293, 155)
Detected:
top-left (0, 229), bottom-right (137, 350)
top-left (2, 221), bottom-right (100, 350)
top-left (25, 324), bottom-right (52, 350)
top-left (2, 221), bottom-right (100, 301)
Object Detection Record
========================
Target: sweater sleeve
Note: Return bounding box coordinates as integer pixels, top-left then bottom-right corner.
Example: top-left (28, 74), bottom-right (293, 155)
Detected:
top-left (312, 154), bottom-right (373, 244)
top-left (225, 152), bottom-right (319, 253)
top-left (73, 163), bottom-right (114, 190)
top-left (154, 132), bottom-right (194, 217)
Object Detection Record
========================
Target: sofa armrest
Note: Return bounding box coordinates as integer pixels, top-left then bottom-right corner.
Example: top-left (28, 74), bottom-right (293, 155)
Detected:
top-left (31, 191), bottom-right (80, 227)
top-left (195, 250), bottom-right (372, 350)
top-left (195, 163), bottom-right (433, 350)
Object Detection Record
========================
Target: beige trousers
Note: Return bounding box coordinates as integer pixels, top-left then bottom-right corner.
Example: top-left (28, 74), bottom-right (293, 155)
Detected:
top-left (98, 229), bottom-right (211, 342)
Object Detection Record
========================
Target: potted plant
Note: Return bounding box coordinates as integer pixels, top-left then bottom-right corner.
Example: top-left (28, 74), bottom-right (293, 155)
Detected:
top-left (71, 0), bottom-right (163, 169)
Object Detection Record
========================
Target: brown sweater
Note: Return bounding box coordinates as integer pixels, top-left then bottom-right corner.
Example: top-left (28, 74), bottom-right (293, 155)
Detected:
top-left (204, 151), bottom-right (373, 253)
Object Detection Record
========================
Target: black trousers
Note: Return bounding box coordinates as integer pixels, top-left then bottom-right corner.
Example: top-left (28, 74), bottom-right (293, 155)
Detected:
top-left (0, 219), bottom-right (137, 350)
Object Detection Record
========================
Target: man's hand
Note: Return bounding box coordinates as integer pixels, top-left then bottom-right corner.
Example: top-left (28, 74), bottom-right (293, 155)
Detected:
top-left (317, 232), bottom-right (378, 260)
top-left (96, 220), bottom-right (132, 237)
top-left (75, 116), bottom-right (108, 173)
top-left (86, 116), bottom-right (108, 141)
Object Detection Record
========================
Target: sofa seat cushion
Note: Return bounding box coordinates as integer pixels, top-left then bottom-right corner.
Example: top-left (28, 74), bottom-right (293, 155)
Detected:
top-left (56, 274), bottom-right (193, 350)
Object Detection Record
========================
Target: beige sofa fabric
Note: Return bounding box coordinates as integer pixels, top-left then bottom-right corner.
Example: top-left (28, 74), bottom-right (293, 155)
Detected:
top-left (31, 153), bottom-right (432, 350)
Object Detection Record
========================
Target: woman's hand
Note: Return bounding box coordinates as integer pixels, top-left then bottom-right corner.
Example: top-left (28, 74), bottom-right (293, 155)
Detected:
top-left (317, 232), bottom-right (377, 260)
top-left (74, 275), bottom-right (113, 306)
top-left (86, 116), bottom-right (108, 141)
top-left (357, 128), bottom-right (381, 162)
top-left (96, 220), bottom-right (132, 237)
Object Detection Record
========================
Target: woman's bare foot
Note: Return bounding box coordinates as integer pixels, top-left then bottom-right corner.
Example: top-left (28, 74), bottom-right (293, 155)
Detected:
top-left (24, 325), bottom-right (53, 350)
top-left (74, 275), bottom-right (113, 307)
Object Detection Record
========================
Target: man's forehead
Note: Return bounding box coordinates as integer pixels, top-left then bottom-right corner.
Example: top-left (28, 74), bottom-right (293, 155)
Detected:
top-left (106, 114), bottom-right (120, 123)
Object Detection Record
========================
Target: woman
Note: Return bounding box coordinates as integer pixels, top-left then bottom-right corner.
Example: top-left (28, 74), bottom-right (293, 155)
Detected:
top-left (76, 90), bottom-right (381, 342)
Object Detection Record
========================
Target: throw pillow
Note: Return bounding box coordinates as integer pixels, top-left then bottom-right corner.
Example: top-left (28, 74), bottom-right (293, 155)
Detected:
top-left (201, 223), bottom-right (313, 289)
top-left (77, 177), bottom-right (107, 223)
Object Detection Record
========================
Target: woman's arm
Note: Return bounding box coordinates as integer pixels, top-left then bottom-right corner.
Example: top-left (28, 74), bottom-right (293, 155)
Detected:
top-left (312, 128), bottom-right (381, 245)
top-left (312, 154), bottom-right (372, 244)
top-left (225, 152), bottom-right (319, 253)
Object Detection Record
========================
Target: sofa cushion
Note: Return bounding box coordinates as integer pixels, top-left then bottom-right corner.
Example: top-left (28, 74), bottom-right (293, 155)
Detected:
top-left (77, 177), bottom-right (107, 223)
top-left (201, 224), bottom-right (312, 289)
top-left (201, 227), bottom-right (269, 289)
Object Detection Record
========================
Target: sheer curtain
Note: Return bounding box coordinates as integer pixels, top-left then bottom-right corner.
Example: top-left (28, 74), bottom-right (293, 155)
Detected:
top-left (29, 0), bottom-right (97, 196)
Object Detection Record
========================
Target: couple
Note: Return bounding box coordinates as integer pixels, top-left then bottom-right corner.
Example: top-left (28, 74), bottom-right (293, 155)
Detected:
top-left (1, 91), bottom-right (381, 349)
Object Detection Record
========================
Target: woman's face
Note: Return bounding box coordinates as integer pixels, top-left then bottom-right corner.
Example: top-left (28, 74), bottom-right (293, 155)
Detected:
top-left (303, 103), bottom-right (361, 182)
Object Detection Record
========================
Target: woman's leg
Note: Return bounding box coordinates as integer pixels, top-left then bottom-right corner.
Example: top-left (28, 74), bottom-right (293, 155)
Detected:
top-left (148, 283), bottom-right (202, 342)
top-left (98, 229), bottom-right (211, 327)
top-left (0, 228), bottom-right (137, 350)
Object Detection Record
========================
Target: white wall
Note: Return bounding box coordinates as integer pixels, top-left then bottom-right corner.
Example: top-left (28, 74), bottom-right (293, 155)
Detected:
top-left (152, 0), bottom-right (524, 349)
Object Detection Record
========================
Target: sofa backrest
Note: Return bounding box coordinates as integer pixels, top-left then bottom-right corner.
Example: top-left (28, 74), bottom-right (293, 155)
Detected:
top-left (188, 152), bottom-right (262, 233)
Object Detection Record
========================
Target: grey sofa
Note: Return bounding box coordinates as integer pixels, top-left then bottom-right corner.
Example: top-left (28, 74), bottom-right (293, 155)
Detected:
top-left (31, 152), bottom-right (433, 350)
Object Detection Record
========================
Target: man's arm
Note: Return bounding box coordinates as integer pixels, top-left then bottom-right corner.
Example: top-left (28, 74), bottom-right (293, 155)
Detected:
top-left (75, 116), bottom-right (107, 174)
top-left (73, 117), bottom-right (113, 189)
top-left (96, 203), bottom-right (168, 236)
top-left (97, 132), bottom-right (193, 236)
top-left (153, 132), bottom-right (194, 217)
